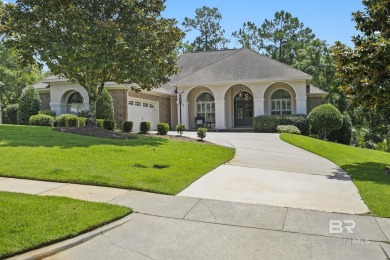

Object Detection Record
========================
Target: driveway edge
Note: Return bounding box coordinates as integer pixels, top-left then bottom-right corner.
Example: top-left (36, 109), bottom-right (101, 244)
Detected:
top-left (8, 214), bottom-right (134, 260)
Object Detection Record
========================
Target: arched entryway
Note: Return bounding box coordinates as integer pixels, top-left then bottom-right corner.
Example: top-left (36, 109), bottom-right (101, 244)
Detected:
top-left (234, 91), bottom-right (253, 127)
top-left (66, 92), bottom-right (85, 114)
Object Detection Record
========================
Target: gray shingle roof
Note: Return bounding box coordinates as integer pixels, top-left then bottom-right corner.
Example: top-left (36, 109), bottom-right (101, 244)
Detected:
top-left (168, 49), bottom-right (311, 86)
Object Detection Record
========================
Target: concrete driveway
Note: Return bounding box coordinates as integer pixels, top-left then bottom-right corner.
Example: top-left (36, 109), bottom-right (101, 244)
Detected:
top-left (178, 132), bottom-right (369, 214)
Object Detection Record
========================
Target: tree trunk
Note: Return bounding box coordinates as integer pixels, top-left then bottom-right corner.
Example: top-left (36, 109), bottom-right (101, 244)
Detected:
top-left (87, 96), bottom-right (98, 127)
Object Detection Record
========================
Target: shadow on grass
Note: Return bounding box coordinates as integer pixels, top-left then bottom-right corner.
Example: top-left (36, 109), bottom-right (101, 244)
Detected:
top-left (0, 125), bottom-right (168, 148)
top-left (339, 161), bottom-right (390, 186)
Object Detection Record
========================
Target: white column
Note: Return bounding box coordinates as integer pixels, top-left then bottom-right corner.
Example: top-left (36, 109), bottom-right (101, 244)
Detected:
top-left (296, 96), bottom-right (307, 115)
top-left (254, 98), bottom-right (265, 116)
top-left (215, 99), bottom-right (226, 130)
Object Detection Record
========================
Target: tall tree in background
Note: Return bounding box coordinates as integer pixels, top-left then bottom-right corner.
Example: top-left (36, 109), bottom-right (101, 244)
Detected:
top-left (0, 43), bottom-right (42, 106)
top-left (0, 0), bottom-right (183, 126)
top-left (233, 11), bottom-right (315, 65)
top-left (333, 0), bottom-right (390, 120)
top-left (182, 6), bottom-right (229, 51)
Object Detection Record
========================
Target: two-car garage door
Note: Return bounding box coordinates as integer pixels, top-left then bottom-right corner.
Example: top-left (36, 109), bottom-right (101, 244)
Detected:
top-left (128, 98), bottom-right (159, 131)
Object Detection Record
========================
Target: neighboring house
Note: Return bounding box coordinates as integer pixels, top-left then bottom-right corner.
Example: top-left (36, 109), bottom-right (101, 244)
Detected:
top-left (34, 49), bottom-right (327, 131)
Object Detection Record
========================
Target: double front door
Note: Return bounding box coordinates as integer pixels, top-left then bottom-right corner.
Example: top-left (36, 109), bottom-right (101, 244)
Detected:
top-left (234, 92), bottom-right (253, 127)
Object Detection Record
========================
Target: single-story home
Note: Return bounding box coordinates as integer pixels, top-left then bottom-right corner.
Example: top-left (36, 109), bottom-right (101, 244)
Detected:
top-left (34, 48), bottom-right (327, 131)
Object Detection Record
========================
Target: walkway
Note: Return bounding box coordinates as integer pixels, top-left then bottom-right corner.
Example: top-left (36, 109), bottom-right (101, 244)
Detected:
top-left (177, 132), bottom-right (369, 214)
top-left (1, 177), bottom-right (389, 260)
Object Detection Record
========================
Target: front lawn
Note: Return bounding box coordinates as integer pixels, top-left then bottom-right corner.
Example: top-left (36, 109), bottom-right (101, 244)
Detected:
top-left (280, 133), bottom-right (390, 217)
top-left (0, 192), bottom-right (131, 259)
top-left (0, 125), bottom-right (234, 194)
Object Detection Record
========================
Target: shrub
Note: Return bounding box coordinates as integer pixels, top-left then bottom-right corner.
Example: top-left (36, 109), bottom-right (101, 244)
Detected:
top-left (253, 115), bottom-right (308, 135)
top-left (308, 104), bottom-right (343, 140)
top-left (197, 127), bottom-right (207, 140)
top-left (78, 117), bottom-right (88, 127)
top-left (328, 113), bottom-right (352, 145)
top-left (176, 124), bottom-right (185, 136)
top-left (276, 125), bottom-right (301, 134)
top-left (96, 88), bottom-right (114, 121)
top-left (29, 114), bottom-right (54, 126)
top-left (5, 104), bottom-right (19, 124)
top-left (96, 119), bottom-right (104, 128)
top-left (77, 110), bottom-right (89, 118)
top-left (157, 123), bottom-right (169, 135)
top-left (17, 86), bottom-right (41, 125)
top-left (66, 115), bottom-right (79, 127)
top-left (39, 110), bottom-right (56, 117)
top-left (103, 119), bottom-right (116, 130)
top-left (140, 121), bottom-right (150, 134)
top-left (122, 121), bottom-right (133, 132)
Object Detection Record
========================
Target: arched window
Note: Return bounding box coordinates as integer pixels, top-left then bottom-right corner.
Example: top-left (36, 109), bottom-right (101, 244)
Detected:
top-left (67, 92), bottom-right (84, 114)
top-left (271, 89), bottom-right (292, 115)
top-left (196, 93), bottom-right (215, 124)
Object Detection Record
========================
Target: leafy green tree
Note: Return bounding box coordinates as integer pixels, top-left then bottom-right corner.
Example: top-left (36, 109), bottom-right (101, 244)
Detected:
top-left (233, 11), bottom-right (315, 65)
top-left (332, 0), bottom-right (390, 120)
top-left (182, 6), bottom-right (229, 51)
top-left (17, 86), bottom-right (40, 125)
top-left (0, 43), bottom-right (41, 107)
top-left (1, 0), bottom-right (183, 126)
top-left (96, 88), bottom-right (114, 121)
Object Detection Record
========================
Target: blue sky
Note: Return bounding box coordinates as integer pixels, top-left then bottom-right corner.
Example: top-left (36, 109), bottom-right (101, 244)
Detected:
top-left (163, 0), bottom-right (365, 47)
top-left (6, 0), bottom-right (365, 47)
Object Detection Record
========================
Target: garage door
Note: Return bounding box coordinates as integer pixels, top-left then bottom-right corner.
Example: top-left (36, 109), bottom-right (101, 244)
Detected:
top-left (128, 99), bottom-right (159, 131)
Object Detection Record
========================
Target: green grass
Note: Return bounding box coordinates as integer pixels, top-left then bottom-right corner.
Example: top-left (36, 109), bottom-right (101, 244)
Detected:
top-left (280, 133), bottom-right (390, 217)
top-left (0, 192), bottom-right (131, 259)
top-left (0, 125), bottom-right (234, 194)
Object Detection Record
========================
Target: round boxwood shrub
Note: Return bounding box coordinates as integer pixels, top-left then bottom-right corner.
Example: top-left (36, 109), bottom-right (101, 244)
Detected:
top-left (77, 117), bottom-right (88, 127)
top-left (276, 125), bottom-right (301, 135)
top-left (103, 119), bottom-right (116, 130)
top-left (328, 113), bottom-right (352, 145)
top-left (66, 115), bottom-right (79, 127)
top-left (29, 114), bottom-right (55, 126)
top-left (140, 121), bottom-right (151, 134)
top-left (96, 89), bottom-right (114, 121)
top-left (96, 119), bottom-right (105, 128)
top-left (157, 123), bottom-right (169, 135)
top-left (308, 104), bottom-right (343, 140)
top-left (17, 86), bottom-right (41, 125)
top-left (253, 115), bottom-right (308, 135)
top-left (5, 104), bottom-right (19, 124)
top-left (122, 121), bottom-right (133, 132)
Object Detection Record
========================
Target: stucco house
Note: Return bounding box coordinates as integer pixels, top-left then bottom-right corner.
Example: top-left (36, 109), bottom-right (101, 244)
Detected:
top-left (34, 48), bottom-right (327, 131)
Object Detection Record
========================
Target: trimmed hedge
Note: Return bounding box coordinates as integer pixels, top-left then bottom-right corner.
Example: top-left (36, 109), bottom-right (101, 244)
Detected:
top-left (308, 104), bottom-right (342, 140)
top-left (5, 104), bottom-right (19, 124)
top-left (96, 88), bottom-right (114, 121)
top-left (96, 119), bottom-right (104, 128)
top-left (176, 124), bottom-right (185, 136)
top-left (122, 121), bottom-right (133, 132)
top-left (29, 114), bottom-right (55, 126)
top-left (78, 117), bottom-right (88, 127)
top-left (39, 110), bottom-right (56, 117)
top-left (103, 119), bottom-right (116, 130)
top-left (140, 122), bottom-right (150, 134)
top-left (157, 123), bottom-right (169, 135)
top-left (17, 86), bottom-right (41, 125)
top-left (253, 115), bottom-right (308, 135)
top-left (55, 114), bottom-right (79, 127)
top-left (328, 112), bottom-right (352, 145)
top-left (276, 125), bottom-right (301, 134)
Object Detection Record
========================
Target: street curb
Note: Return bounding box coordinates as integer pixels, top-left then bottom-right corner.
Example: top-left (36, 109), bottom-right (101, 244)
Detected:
top-left (8, 214), bottom-right (134, 260)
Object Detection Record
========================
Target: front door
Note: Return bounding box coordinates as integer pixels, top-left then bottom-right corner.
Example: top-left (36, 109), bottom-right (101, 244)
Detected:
top-left (234, 91), bottom-right (253, 127)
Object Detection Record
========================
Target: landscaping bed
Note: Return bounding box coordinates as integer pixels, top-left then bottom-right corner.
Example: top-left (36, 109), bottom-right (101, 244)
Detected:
top-left (0, 125), bottom-right (234, 194)
top-left (0, 192), bottom-right (131, 259)
top-left (280, 133), bottom-right (390, 217)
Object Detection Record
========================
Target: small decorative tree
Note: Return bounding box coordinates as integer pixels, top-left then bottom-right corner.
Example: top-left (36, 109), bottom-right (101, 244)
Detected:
top-left (308, 104), bottom-right (343, 140)
top-left (197, 127), bottom-right (208, 141)
top-left (17, 86), bottom-right (40, 125)
top-left (176, 124), bottom-right (185, 136)
top-left (96, 88), bottom-right (114, 121)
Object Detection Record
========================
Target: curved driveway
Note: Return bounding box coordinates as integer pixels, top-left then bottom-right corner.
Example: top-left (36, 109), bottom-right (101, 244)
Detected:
top-left (178, 132), bottom-right (369, 214)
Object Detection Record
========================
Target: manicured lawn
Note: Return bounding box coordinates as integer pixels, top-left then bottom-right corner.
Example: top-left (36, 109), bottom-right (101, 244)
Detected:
top-left (280, 133), bottom-right (390, 217)
top-left (0, 192), bottom-right (131, 259)
top-left (0, 125), bottom-right (234, 194)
